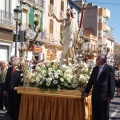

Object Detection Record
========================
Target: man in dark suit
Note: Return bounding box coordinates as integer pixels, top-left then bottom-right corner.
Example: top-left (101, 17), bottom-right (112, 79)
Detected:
top-left (3, 56), bottom-right (23, 120)
top-left (83, 54), bottom-right (115, 120)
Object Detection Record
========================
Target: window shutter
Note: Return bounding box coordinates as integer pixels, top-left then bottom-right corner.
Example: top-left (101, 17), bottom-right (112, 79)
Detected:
top-left (40, 12), bottom-right (43, 29)
top-left (50, 19), bottom-right (53, 34)
top-left (19, 5), bottom-right (22, 23)
top-left (29, 6), bottom-right (34, 28)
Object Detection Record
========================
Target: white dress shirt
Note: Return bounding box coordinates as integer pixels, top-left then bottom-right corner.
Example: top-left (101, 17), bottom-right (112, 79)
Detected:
top-left (97, 63), bottom-right (106, 80)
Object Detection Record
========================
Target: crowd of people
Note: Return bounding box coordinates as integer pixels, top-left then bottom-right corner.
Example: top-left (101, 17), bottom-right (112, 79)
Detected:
top-left (0, 55), bottom-right (41, 120)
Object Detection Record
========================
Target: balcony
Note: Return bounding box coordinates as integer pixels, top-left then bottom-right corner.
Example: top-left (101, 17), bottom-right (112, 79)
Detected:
top-left (98, 22), bottom-right (110, 32)
top-left (48, 4), bottom-right (56, 14)
top-left (0, 9), bottom-right (15, 30)
top-left (21, 0), bottom-right (44, 11)
top-left (99, 8), bottom-right (110, 18)
top-left (106, 25), bottom-right (110, 31)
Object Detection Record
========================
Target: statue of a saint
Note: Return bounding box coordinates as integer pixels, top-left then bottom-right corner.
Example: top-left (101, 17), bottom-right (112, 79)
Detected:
top-left (52, 9), bottom-right (79, 63)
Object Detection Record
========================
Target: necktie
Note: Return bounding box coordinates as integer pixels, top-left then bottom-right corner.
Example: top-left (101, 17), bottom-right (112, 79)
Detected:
top-left (12, 68), bottom-right (15, 74)
top-left (97, 67), bottom-right (102, 80)
top-left (98, 67), bottom-right (101, 76)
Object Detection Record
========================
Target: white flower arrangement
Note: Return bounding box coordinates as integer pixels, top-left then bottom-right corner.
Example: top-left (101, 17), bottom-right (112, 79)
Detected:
top-left (21, 60), bottom-right (92, 92)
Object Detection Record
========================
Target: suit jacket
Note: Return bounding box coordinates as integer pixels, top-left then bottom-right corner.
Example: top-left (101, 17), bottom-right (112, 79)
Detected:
top-left (84, 64), bottom-right (115, 101)
top-left (4, 66), bottom-right (23, 91)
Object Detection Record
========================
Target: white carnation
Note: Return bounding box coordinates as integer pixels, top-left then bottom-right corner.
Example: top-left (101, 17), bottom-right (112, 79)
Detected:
top-left (46, 82), bottom-right (51, 86)
top-left (53, 80), bottom-right (58, 84)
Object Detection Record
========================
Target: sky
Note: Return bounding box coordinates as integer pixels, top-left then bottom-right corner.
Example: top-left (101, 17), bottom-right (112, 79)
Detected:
top-left (85, 0), bottom-right (120, 43)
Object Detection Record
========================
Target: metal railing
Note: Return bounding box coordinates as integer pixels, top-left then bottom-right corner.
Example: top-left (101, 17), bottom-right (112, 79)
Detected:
top-left (48, 4), bottom-right (56, 14)
top-left (27, 0), bottom-right (44, 8)
top-left (0, 9), bottom-right (15, 27)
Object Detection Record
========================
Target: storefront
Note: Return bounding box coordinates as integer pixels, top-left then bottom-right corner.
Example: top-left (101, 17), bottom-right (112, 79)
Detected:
top-left (0, 29), bottom-right (14, 61)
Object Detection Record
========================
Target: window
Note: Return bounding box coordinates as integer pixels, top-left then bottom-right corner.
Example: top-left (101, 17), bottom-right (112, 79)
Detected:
top-left (4, 0), bottom-right (11, 17)
top-left (61, 1), bottom-right (64, 11)
top-left (49, 19), bottom-right (53, 41)
top-left (103, 31), bottom-right (106, 38)
top-left (50, 0), bottom-right (54, 5)
top-left (99, 19), bottom-right (101, 23)
top-left (4, 0), bottom-right (11, 12)
top-left (49, 19), bottom-right (53, 34)
top-left (22, 10), bottom-right (28, 30)
top-left (99, 32), bottom-right (101, 36)
top-left (91, 44), bottom-right (93, 51)
top-left (103, 17), bottom-right (108, 24)
top-left (94, 45), bottom-right (95, 51)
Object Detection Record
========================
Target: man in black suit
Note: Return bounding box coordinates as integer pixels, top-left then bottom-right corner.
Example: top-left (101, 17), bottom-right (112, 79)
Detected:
top-left (3, 56), bottom-right (23, 120)
top-left (83, 54), bottom-right (115, 120)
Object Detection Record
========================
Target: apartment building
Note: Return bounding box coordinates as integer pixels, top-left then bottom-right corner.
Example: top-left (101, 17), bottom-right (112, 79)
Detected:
top-left (83, 3), bottom-right (114, 51)
top-left (74, 1), bottom-right (114, 60)
top-left (83, 3), bottom-right (114, 63)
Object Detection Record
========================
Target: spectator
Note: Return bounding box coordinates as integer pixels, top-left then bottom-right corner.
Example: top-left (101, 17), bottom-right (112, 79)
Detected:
top-left (83, 54), bottom-right (115, 120)
top-left (3, 56), bottom-right (23, 120)
top-left (0, 61), bottom-right (8, 110)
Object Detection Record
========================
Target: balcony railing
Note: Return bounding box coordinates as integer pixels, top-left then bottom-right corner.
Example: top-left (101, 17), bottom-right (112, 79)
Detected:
top-left (34, 0), bottom-right (44, 8)
top-left (26, 29), bottom-right (60, 45)
top-left (0, 9), bottom-right (15, 28)
top-left (48, 4), bottom-right (56, 14)
top-left (22, 0), bottom-right (44, 8)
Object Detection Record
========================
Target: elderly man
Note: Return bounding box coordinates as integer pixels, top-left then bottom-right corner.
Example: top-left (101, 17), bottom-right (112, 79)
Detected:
top-left (3, 56), bottom-right (23, 120)
top-left (83, 54), bottom-right (115, 120)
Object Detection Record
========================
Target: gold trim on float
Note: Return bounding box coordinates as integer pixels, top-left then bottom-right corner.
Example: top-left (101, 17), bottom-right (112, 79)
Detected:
top-left (17, 86), bottom-right (83, 99)
top-left (0, 39), bottom-right (13, 42)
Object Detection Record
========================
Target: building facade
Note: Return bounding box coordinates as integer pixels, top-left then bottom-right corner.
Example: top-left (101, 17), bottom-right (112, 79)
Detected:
top-left (0, 0), bottom-right (18, 61)
top-left (43, 0), bottom-right (68, 61)
top-left (82, 3), bottom-right (114, 51)
top-left (14, 0), bottom-right (45, 59)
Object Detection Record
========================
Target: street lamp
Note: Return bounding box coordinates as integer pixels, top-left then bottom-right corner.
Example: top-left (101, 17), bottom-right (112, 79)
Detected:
top-left (13, 6), bottom-right (22, 56)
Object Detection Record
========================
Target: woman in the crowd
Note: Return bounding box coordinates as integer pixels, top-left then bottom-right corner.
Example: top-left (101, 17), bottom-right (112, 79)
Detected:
top-left (115, 65), bottom-right (120, 97)
top-left (0, 61), bottom-right (8, 110)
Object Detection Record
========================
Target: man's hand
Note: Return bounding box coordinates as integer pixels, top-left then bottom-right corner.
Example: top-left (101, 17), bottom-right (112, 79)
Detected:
top-left (108, 99), bottom-right (112, 103)
top-left (3, 91), bottom-right (7, 96)
top-left (14, 87), bottom-right (18, 91)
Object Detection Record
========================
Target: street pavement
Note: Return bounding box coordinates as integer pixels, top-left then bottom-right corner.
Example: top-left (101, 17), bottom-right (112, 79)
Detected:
top-left (0, 92), bottom-right (120, 120)
top-left (0, 110), bottom-right (11, 120)
top-left (109, 92), bottom-right (120, 120)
